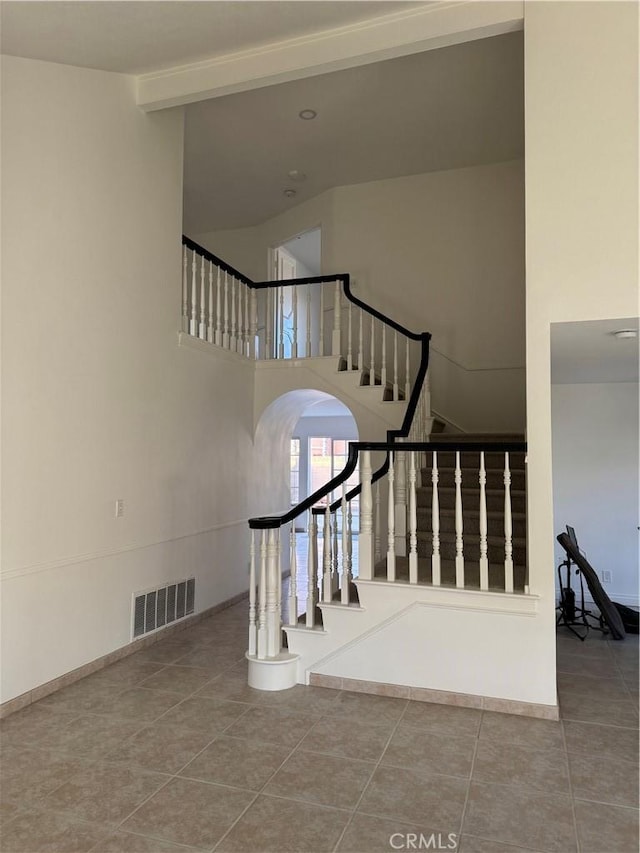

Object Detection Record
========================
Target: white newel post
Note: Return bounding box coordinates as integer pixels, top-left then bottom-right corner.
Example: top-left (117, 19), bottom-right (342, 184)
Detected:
top-left (408, 451), bottom-right (418, 584)
top-left (479, 451), bottom-right (489, 591)
top-left (323, 506), bottom-right (332, 603)
top-left (289, 525), bottom-right (298, 626)
top-left (359, 451), bottom-right (374, 580)
top-left (248, 531), bottom-right (257, 656)
top-left (504, 452), bottom-right (514, 593)
top-left (257, 531), bottom-right (267, 658)
top-left (266, 529), bottom-right (280, 657)
top-left (181, 246), bottom-right (188, 332)
top-left (455, 450), bottom-right (465, 588)
top-left (306, 511), bottom-right (317, 627)
top-left (332, 280), bottom-right (341, 356)
top-left (431, 451), bottom-right (441, 586)
top-left (387, 452), bottom-right (396, 582)
top-left (394, 450), bottom-right (407, 557)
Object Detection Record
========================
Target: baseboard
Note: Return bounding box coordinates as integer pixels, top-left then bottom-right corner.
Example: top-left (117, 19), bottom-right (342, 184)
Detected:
top-left (0, 589), bottom-right (249, 720)
top-left (308, 673), bottom-right (559, 720)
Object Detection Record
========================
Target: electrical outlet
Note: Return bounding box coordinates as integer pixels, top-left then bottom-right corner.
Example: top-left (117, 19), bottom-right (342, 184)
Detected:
top-left (602, 570), bottom-right (612, 584)
top-left (115, 499), bottom-right (125, 518)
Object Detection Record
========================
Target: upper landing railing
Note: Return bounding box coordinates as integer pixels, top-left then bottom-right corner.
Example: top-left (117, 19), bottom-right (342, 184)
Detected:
top-left (182, 236), bottom-right (424, 402)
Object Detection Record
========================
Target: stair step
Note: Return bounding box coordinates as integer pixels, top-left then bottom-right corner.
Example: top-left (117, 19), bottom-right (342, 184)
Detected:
top-left (416, 507), bottom-right (527, 538)
top-left (374, 556), bottom-right (527, 592)
top-left (417, 487), bottom-right (526, 513)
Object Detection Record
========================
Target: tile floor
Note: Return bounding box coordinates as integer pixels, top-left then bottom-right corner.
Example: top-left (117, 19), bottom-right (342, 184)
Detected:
top-left (0, 603), bottom-right (638, 853)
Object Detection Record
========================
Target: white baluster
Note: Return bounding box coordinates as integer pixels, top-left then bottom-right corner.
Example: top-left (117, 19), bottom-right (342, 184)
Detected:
top-left (265, 289), bottom-right (273, 359)
top-left (278, 286), bottom-right (285, 359)
top-left (181, 246), bottom-right (188, 332)
top-left (306, 511), bottom-right (317, 628)
top-left (199, 258), bottom-right (206, 339)
top-left (305, 286), bottom-right (312, 357)
top-left (374, 479), bottom-right (381, 562)
top-left (387, 452), bottom-right (396, 582)
top-left (266, 528), bottom-right (279, 657)
top-left (432, 451), bottom-right (441, 586)
top-left (323, 505), bottom-right (332, 603)
top-left (479, 451), bottom-right (489, 591)
top-left (359, 451), bottom-right (374, 580)
top-left (395, 450), bottom-right (407, 557)
top-left (332, 280), bottom-right (341, 356)
top-left (319, 285), bottom-right (325, 356)
top-left (257, 530), bottom-right (267, 658)
top-left (504, 452), bottom-right (514, 593)
top-left (346, 500), bottom-right (353, 582)
top-left (292, 285), bottom-right (298, 358)
top-left (455, 450), bottom-right (464, 588)
top-left (230, 277), bottom-right (237, 349)
top-left (358, 308), bottom-right (364, 375)
top-left (215, 268), bottom-right (222, 346)
top-left (369, 314), bottom-right (375, 384)
top-left (341, 485), bottom-right (349, 603)
top-left (207, 262), bottom-right (214, 343)
top-left (248, 531), bottom-right (257, 656)
top-left (408, 451), bottom-right (418, 584)
top-left (347, 301), bottom-right (353, 370)
top-left (190, 251), bottom-right (197, 336)
top-left (222, 272), bottom-right (229, 349)
top-left (236, 282), bottom-right (243, 354)
top-left (244, 286), bottom-right (250, 356)
top-left (393, 331), bottom-right (399, 401)
top-left (405, 338), bottom-right (411, 400)
top-left (289, 525), bottom-right (298, 625)
top-left (332, 505), bottom-right (339, 594)
top-left (381, 325), bottom-right (387, 390)
top-left (250, 289), bottom-right (257, 358)
top-left (424, 364), bottom-right (432, 424)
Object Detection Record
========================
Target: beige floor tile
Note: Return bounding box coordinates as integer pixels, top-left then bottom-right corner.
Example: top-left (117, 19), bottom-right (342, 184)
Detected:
top-left (217, 794), bottom-right (350, 852)
top-left (0, 808), bottom-right (106, 853)
top-left (557, 672), bottom-right (630, 700)
top-left (158, 696), bottom-right (250, 734)
top-left (556, 635), bottom-right (613, 660)
top-left (458, 835), bottom-right (543, 853)
top-left (96, 688), bottom-right (184, 722)
top-left (569, 751), bottom-right (639, 808)
top-left (90, 829), bottom-right (197, 851)
top-left (326, 691), bottom-right (408, 724)
top-left (34, 714), bottom-right (144, 759)
top-left (462, 782), bottom-right (576, 852)
top-left (253, 684), bottom-right (342, 714)
top-left (105, 722), bottom-right (216, 774)
top-left (1, 747), bottom-right (88, 806)
top-left (382, 726), bottom-right (475, 778)
top-left (121, 777), bottom-right (254, 850)
top-left (42, 762), bottom-right (167, 825)
top-left (479, 711), bottom-right (564, 749)
top-left (338, 813), bottom-right (459, 852)
top-left (299, 717), bottom-right (395, 762)
top-left (563, 719), bottom-right (639, 761)
top-left (89, 660), bottom-right (167, 687)
top-left (400, 702), bottom-right (481, 737)
top-left (36, 678), bottom-right (126, 714)
top-left (559, 693), bottom-right (639, 727)
top-left (196, 669), bottom-right (264, 704)
top-left (171, 647), bottom-right (243, 674)
top-left (0, 705), bottom-right (79, 748)
top-left (263, 749), bottom-right (375, 809)
top-left (0, 800), bottom-right (24, 827)
top-left (135, 642), bottom-right (200, 665)
top-left (358, 765), bottom-right (468, 827)
top-left (556, 653), bottom-right (617, 678)
top-left (179, 735), bottom-right (292, 791)
top-left (472, 740), bottom-right (570, 794)
top-left (138, 666), bottom-right (216, 695)
top-left (574, 800), bottom-right (639, 853)
top-left (224, 705), bottom-right (320, 748)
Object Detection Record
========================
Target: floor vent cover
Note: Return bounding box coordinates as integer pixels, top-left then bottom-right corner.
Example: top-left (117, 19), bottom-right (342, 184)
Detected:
top-left (132, 578), bottom-right (195, 639)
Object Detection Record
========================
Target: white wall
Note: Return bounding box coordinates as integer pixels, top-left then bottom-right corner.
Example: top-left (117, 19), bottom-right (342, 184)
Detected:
top-left (551, 382), bottom-right (639, 605)
top-left (0, 57), bottom-right (268, 702)
top-left (524, 0), bottom-right (639, 696)
top-left (195, 159), bottom-right (526, 432)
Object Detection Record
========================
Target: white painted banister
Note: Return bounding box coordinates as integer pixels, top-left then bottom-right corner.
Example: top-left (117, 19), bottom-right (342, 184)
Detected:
top-left (223, 272), bottom-right (230, 349)
top-left (207, 262), bottom-right (214, 344)
top-left (292, 285), bottom-right (298, 358)
top-left (374, 479), bottom-right (381, 562)
top-left (319, 285), bottom-right (325, 356)
top-left (359, 450), bottom-right (374, 580)
top-left (289, 525), bottom-right (298, 626)
top-left (431, 450), bottom-right (441, 586)
top-left (479, 451), bottom-right (489, 591)
top-left (369, 314), bottom-right (375, 382)
top-left (230, 278), bottom-right (237, 351)
top-left (387, 452), bottom-right (396, 582)
top-left (332, 505), bottom-right (339, 594)
top-left (347, 301), bottom-right (353, 370)
top-left (358, 308), bottom-right (364, 375)
top-left (182, 246), bottom-right (188, 332)
top-left (394, 450), bottom-right (407, 557)
top-left (323, 505), bottom-right (332, 603)
top-left (455, 450), bottom-right (464, 588)
top-left (265, 288), bottom-right (272, 358)
top-left (504, 452), bottom-right (514, 593)
top-left (190, 251), bottom-right (197, 337)
top-left (393, 330), bottom-right (399, 401)
top-left (341, 485), bottom-right (349, 604)
top-left (381, 324), bottom-right (387, 389)
top-left (215, 269), bottom-right (222, 346)
top-left (278, 286), bottom-right (285, 359)
top-left (199, 260), bottom-right (206, 340)
top-left (305, 288), bottom-right (312, 358)
top-left (332, 280), bottom-right (341, 356)
top-left (257, 530), bottom-right (267, 658)
top-left (306, 511), bottom-right (317, 628)
top-left (405, 337), bottom-right (411, 400)
top-left (249, 289), bottom-right (257, 358)
top-left (236, 281), bottom-right (243, 355)
top-left (408, 451), bottom-right (418, 584)
top-left (266, 529), bottom-right (279, 657)
top-left (248, 531), bottom-right (257, 656)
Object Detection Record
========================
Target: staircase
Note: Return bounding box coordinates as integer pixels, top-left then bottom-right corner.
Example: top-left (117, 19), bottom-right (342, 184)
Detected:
top-left (180, 236), bottom-right (539, 708)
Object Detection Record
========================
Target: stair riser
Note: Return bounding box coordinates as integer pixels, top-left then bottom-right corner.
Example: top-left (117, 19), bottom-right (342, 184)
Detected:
top-left (421, 451), bottom-right (526, 470)
top-left (417, 489), bottom-right (527, 514)
top-left (417, 536), bottom-right (526, 564)
top-left (416, 510), bottom-right (527, 539)
top-left (420, 468), bottom-right (526, 491)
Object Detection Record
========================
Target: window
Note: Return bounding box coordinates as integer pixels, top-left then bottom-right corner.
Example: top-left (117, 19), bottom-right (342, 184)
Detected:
top-left (290, 438), bottom-right (300, 505)
top-left (309, 437), bottom-right (359, 515)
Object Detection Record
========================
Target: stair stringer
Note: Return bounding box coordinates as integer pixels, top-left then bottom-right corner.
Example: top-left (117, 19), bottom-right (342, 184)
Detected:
top-left (254, 357), bottom-right (407, 438)
top-left (286, 580), bottom-right (554, 706)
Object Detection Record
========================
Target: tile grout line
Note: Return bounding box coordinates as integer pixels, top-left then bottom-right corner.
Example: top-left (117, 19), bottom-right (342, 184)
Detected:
top-left (560, 713), bottom-right (583, 853)
top-left (454, 707), bottom-right (482, 849)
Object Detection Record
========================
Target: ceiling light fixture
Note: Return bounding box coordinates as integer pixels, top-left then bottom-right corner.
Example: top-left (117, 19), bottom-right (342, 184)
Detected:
top-left (283, 189), bottom-right (297, 198)
top-left (612, 329), bottom-right (638, 339)
top-left (298, 109), bottom-right (317, 120)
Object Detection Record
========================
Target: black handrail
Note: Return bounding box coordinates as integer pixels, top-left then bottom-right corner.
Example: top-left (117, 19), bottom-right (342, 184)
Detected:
top-left (182, 236), bottom-right (253, 287)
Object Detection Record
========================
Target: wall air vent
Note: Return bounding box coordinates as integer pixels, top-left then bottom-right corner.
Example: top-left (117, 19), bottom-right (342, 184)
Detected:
top-left (132, 578), bottom-right (195, 639)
